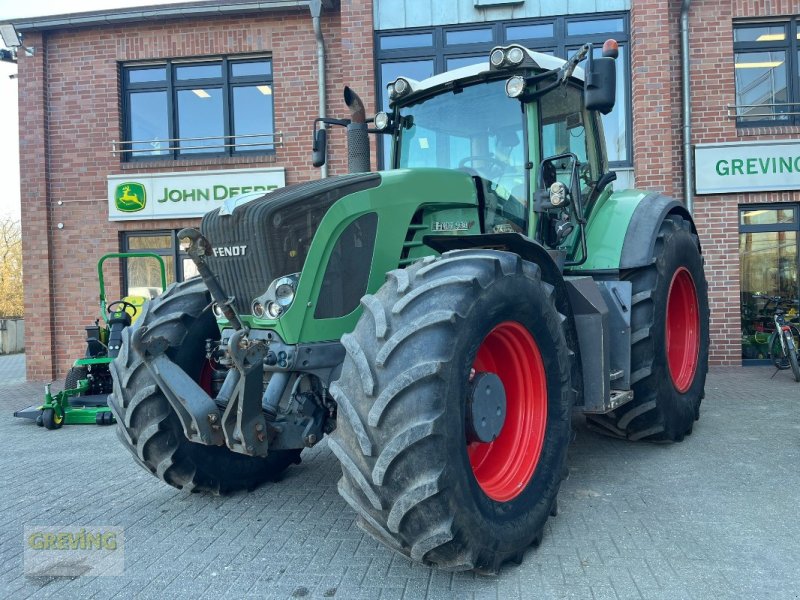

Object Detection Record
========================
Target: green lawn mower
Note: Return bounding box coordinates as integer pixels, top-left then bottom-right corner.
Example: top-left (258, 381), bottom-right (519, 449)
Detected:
top-left (14, 252), bottom-right (166, 429)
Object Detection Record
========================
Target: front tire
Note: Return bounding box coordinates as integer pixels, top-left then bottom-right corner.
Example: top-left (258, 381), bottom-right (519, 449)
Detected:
top-left (42, 408), bottom-right (63, 430)
top-left (789, 345), bottom-right (800, 382)
top-left (785, 328), bottom-right (800, 382)
top-left (108, 278), bottom-right (301, 493)
top-left (587, 214), bottom-right (710, 442)
top-left (330, 250), bottom-right (573, 573)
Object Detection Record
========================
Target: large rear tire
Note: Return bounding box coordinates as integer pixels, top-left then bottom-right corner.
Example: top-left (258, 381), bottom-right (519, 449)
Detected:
top-left (330, 250), bottom-right (573, 573)
top-left (587, 214), bottom-right (709, 442)
top-left (108, 278), bottom-right (301, 493)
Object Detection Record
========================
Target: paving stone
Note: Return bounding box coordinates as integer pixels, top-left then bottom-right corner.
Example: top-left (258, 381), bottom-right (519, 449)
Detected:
top-left (2, 354), bottom-right (800, 599)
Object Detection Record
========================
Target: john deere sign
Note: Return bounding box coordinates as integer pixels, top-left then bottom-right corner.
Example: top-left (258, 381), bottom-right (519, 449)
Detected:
top-left (107, 167), bottom-right (285, 220)
top-left (695, 141), bottom-right (800, 195)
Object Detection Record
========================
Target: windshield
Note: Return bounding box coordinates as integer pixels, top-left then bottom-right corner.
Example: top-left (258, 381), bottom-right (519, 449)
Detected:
top-left (397, 80), bottom-right (527, 232)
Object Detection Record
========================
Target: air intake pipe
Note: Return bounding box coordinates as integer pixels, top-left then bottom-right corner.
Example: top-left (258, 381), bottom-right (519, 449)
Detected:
top-left (344, 86), bottom-right (370, 173)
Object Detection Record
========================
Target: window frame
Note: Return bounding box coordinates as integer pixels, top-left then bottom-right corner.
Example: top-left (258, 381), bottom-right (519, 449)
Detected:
top-left (375, 12), bottom-right (632, 169)
top-left (738, 203), bottom-right (800, 364)
top-left (121, 56), bottom-right (275, 162)
top-left (733, 19), bottom-right (799, 128)
top-left (120, 230), bottom-right (196, 294)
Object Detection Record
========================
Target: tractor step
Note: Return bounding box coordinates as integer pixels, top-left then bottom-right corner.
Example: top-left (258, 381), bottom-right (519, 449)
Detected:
top-left (609, 369), bottom-right (624, 381)
top-left (581, 389), bottom-right (633, 415)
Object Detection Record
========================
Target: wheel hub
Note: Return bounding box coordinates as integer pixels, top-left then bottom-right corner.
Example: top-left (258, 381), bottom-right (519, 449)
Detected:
top-left (466, 372), bottom-right (507, 443)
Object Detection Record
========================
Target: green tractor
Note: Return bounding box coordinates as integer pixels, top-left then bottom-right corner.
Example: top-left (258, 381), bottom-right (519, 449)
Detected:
top-left (15, 253), bottom-right (166, 429)
top-left (108, 41), bottom-right (709, 573)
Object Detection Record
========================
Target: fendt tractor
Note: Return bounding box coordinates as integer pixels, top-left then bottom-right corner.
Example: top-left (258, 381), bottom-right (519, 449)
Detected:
top-left (109, 40), bottom-right (709, 574)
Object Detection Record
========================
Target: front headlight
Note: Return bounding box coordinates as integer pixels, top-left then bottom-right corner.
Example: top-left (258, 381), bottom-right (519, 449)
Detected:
top-left (505, 75), bottom-right (526, 98)
top-left (506, 46), bottom-right (525, 66)
top-left (490, 48), bottom-right (506, 67)
top-left (266, 302), bottom-right (282, 318)
top-left (251, 300), bottom-right (266, 318)
top-left (275, 280), bottom-right (295, 307)
top-left (253, 273), bottom-right (300, 319)
top-left (374, 111), bottom-right (390, 131)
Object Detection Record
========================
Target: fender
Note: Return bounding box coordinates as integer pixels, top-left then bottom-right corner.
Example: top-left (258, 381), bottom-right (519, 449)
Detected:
top-left (424, 232), bottom-right (566, 297)
top-left (569, 190), bottom-right (699, 273)
top-left (619, 193), bottom-right (698, 270)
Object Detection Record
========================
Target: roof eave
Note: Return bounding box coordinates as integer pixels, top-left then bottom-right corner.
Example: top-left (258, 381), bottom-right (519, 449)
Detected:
top-left (4, 1), bottom-right (337, 33)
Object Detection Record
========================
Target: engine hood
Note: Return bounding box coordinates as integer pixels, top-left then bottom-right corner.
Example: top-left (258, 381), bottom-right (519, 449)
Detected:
top-left (200, 172), bottom-right (381, 314)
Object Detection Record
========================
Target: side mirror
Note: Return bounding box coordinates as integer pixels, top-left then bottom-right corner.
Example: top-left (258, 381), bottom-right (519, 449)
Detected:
top-left (312, 127), bottom-right (327, 168)
top-left (584, 56), bottom-right (616, 114)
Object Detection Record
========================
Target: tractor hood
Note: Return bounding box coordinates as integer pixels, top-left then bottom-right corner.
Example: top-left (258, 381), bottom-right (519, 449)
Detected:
top-left (201, 173), bottom-right (381, 315)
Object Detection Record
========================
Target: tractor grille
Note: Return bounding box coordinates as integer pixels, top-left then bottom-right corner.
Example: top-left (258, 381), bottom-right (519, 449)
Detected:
top-left (201, 173), bottom-right (381, 315)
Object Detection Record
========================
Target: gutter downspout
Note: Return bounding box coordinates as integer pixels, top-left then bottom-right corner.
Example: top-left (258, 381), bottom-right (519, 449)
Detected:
top-left (681, 0), bottom-right (693, 214)
top-left (310, 0), bottom-right (327, 178)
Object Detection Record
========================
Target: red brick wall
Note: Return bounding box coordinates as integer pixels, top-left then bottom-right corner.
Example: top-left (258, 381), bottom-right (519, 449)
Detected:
top-left (17, 3), bottom-right (375, 380)
top-left (632, 0), bottom-right (800, 366)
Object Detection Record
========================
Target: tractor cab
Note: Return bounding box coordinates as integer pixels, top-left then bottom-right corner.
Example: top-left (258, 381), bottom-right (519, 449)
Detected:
top-left (378, 41), bottom-right (619, 266)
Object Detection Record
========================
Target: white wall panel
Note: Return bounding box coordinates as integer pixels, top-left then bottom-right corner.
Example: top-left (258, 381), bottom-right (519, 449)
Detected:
top-left (375, 0), bottom-right (631, 30)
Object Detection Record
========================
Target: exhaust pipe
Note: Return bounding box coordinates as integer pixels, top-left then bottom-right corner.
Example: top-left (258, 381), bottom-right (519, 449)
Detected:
top-left (344, 86), bottom-right (370, 173)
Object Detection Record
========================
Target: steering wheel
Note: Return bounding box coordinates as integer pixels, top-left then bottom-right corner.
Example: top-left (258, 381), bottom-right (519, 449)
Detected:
top-left (458, 155), bottom-right (508, 179)
top-left (107, 300), bottom-right (138, 317)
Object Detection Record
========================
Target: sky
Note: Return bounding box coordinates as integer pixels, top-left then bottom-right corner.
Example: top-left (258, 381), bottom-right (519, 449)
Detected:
top-left (0, 0), bottom-right (205, 220)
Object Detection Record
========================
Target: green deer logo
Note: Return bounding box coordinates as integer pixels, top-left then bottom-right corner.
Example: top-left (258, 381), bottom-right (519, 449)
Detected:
top-left (115, 183), bottom-right (147, 212)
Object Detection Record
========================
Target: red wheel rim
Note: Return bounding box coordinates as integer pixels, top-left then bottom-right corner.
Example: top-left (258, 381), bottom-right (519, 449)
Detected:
top-left (666, 267), bottom-right (700, 393)
top-left (467, 321), bottom-right (547, 502)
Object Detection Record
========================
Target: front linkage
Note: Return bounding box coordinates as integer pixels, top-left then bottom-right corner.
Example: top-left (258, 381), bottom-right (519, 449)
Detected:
top-left (130, 227), bottom-right (335, 457)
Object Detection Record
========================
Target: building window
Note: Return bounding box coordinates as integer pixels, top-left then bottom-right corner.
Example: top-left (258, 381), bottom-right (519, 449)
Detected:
top-left (375, 13), bottom-right (631, 168)
top-left (739, 205), bottom-right (799, 362)
top-left (121, 57), bottom-right (275, 160)
top-left (733, 21), bottom-right (800, 126)
top-left (121, 230), bottom-right (199, 294)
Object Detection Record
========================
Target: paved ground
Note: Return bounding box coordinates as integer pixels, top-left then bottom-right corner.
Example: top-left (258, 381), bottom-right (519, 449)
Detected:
top-left (1, 352), bottom-right (799, 599)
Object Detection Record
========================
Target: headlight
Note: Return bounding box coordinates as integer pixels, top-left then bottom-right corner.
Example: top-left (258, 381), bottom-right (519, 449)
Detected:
top-left (505, 75), bottom-right (526, 98)
top-left (275, 281), bottom-right (295, 307)
top-left (393, 78), bottom-right (409, 96)
top-left (507, 46), bottom-right (525, 66)
top-left (374, 111), bottom-right (390, 131)
top-left (267, 302), bottom-right (282, 318)
top-left (255, 274), bottom-right (299, 319)
top-left (490, 48), bottom-right (505, 67)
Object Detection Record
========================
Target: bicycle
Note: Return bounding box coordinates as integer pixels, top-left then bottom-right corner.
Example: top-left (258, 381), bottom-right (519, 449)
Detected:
top-left (753, 294), bottom-right (800, 382)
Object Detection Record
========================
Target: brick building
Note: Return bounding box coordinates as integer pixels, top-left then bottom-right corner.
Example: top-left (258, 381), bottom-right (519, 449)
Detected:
top-left (4, 0), bottom-right (799, 379)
